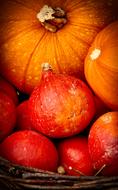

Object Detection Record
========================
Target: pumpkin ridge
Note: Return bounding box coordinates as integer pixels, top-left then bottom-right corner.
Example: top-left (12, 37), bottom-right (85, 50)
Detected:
top-left (69, 22), bottom-right (102, 41)
top-left (61, 34), bottom-right (84, 63)
top-left (0, 22), bottom-right (40, 46)
top-left (55, 34), bottom-right (72, 72)
top-left (64, 0), bottom-right (85, 12)
top-left (61, 28), bottom-right (90, 62)
top-left (66, 21), bottom-right (101, 46)
top-left (77, 22), bottom-right (102, 31)
top-left (55, 32), bottom-right (84, 77)
top-left (51, 34), bottom-right (63, 73)
top-left (86, 59), bottom-right (117, 97)
top-left (90, 47), bottom-right (118, 73)
top-left (7, 0), bottom-right (37, 12)
top-left (68, 28), bottom-right (90, 47)
top-left (98, 59), bottom-right (118, 73)
top-left (22, 30), bottom-right (47, 92)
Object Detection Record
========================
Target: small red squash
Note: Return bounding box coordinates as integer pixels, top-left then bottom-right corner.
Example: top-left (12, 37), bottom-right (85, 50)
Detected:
top-left (28, 63), bottom-right (95, 138)
top-left (85, 21), bottom-right (118, 110)
top-left (0, 91), bottom-right (16, 142)
top-left (88, 111), bottom-right (118, 176)
top-left (0, 0), bottom-right (117, 94)
top-left (0, 130), bottom-right (58, 172)
top-left (58, 136), bottom-right (94, 176)
top-left (0, 76), bottom-right (18, 105)
top-left (16, 100), bottom-right (35, 131)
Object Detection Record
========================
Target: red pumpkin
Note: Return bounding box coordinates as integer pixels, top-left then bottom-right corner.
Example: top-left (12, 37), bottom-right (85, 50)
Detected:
top-left (28, 63), bottom-right (95, 138)
top-left (0, 130), bottom-right (58, 172)
top-left (84, 21), bottom-right (118, 110)
top-left (58, 136), bottom-right (94, 176)
top-left (88, 112), bottom-right (118, 176)
top-left (0, 91), bottom-right (16, 142)
top-left (0, 76), bottom-right (18, 105)
top-left (0, 0), bottom-right (117, 94)
top-left (16, 100), bottom-right (34, 131)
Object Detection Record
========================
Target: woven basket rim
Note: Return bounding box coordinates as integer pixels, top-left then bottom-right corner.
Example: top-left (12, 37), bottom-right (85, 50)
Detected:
top-left (0, 156), bottom-right (118, 190)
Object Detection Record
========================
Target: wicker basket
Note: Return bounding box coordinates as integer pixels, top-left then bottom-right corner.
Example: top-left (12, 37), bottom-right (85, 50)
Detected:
top-left (0, 156), bottom-right (118, 190)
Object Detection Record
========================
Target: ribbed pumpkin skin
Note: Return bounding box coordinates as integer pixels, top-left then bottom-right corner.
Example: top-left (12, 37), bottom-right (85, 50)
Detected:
top-left (84, 21), bottom-right (118, 110)
top-left (0, 0), bottom-right (116, 94)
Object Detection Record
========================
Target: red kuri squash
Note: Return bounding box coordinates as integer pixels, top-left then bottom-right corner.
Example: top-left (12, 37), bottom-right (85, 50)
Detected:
top-left (0, 0), bottom-right (117, 93)
top-left (28, 63), bottom-right (95, 138)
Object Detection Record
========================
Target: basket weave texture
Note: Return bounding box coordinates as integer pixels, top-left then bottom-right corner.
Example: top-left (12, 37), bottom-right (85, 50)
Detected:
top-left (0, 156), bottom-right (118, 190)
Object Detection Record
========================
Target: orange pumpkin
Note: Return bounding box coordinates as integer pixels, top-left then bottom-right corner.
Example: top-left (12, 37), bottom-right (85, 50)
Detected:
top-left (0, 0), bottom-right (117, 94)
top-left (84, 21), bottom-right (118, 110)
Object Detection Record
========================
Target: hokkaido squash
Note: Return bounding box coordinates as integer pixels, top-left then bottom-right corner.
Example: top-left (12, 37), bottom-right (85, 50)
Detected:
top-left (0, 0), bottom-right (117, 94)
top-left (84, 21), bottom-right (118, 110)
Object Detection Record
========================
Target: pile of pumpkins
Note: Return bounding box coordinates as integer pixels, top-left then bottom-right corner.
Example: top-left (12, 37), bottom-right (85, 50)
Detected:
top-left (0, 0), bottom-right (118, 177)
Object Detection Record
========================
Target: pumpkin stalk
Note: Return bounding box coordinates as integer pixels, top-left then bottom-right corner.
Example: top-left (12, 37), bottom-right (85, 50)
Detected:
top-left (41, 63), bottom-right (52, 71)
top-left (37, 5), bottom-right (67, 32)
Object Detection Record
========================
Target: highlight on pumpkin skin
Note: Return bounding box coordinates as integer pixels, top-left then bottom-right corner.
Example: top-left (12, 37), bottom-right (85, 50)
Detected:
top-left (90, 48), bottom-right (101, 60)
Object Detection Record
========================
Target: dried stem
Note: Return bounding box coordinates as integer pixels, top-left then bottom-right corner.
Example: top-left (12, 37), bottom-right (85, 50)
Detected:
top-left (37, 5), bottom-right (67, 32)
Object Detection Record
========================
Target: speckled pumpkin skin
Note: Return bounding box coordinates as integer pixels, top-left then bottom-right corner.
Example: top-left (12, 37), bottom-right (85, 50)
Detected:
top-left (88, 112), bottom-right (118, 176)
top-left (28, 67), bottom-right (96, 138)
top-left (0, 0), bottom-right (117, 94)
top-left (84, 21), bottom-right (118, 110)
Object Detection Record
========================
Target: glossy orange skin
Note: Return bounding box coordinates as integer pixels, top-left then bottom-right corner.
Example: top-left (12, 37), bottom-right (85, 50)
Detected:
top-left (58, 136), bottom-right (94, 176)
top-left (0, 130), bottom-right (58, 172)
top-left (85, 21), bottom-right (118, 110)
top-left (88, 112), bottom-right (118, 176)
top-left (0, 91), bottom-right (16, 142)
top-left (28, 68), bottom-right (95, 138)
top-left (0, 0), bottom-right (116, 94)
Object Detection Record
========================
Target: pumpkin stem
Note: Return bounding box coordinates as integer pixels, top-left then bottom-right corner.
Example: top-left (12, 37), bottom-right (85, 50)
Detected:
top-left (37, 5), bottom-right (67, 32)
top-left (41, 63), bottom-right (52, 71)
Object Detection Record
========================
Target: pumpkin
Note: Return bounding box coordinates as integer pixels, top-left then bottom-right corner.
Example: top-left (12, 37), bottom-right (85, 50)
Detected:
top-left (84, 21), bottom-right (118, 110)
top-left (0, 0), bottom-right (117, 94)
top-left (0, 130), bottom-right (59, 171)
top-left (0, 91), bottom-right (16, 142)
top-left (0, 76), bottom-right (19, 105)
top-left (88, 111), bottom-right (118, 176)
top-left (57, 136), bottom-right (94, 176)
top-left (28, 63), bottom-right (95, 138)
top-left (16, 100), bottom-right (35, 131)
